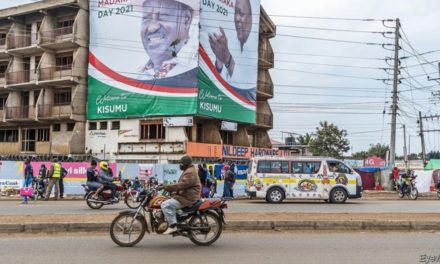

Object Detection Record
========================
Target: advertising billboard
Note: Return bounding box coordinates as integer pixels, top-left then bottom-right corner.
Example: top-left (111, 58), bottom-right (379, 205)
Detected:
top-left (198, 0), bottom-right (261, 123)
top-left (88, 0), bottom-right (200, 119)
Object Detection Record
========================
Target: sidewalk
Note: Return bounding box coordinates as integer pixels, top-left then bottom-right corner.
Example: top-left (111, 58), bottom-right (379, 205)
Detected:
top-left (1, 212), bottom-right (439, 234)
top-left (0, 190), bottom-right (438, 201)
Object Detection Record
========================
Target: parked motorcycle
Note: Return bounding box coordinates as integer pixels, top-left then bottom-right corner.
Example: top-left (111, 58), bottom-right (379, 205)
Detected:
top-left (82, 179), bottom-right (133, 209)
top-left (397, 175), bottom-right (418, 200)
top-left (109, 186), bottom-right (230, 247)
top-left (32, 177), bottom-right (48, 200)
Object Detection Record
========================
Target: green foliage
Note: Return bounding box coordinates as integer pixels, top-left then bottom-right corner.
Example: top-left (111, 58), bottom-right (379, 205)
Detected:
top-left (309, 121), bottom-right (350, 159)
top-left (352, 143), bottom-right (389, 159)
top-left (296, 133), bottom-right (314, 146)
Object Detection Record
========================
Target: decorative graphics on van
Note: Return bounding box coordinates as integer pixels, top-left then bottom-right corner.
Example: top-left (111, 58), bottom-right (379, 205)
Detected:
top-left (295, 179), bottom-right (318, 192)
top-left (335, 174), bottom-right (348, 185)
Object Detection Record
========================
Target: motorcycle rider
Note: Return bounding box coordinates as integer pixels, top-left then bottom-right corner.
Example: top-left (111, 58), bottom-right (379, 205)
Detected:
top-left (98, 161), bottom-right (118, 202)
top-left (159, 155), bottom-right (201, 235)
top-left (86, 160), bottom-right (104, 199)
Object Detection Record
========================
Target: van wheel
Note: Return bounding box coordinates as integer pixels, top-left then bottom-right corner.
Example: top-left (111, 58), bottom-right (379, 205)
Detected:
top-left (266, 187), bottom-right (284, 204)
top-left (330, 188), bottom-right (347, 204)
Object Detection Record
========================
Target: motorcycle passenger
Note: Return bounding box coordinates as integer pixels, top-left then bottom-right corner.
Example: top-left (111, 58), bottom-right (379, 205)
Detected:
top-left (86, 160), bottom-right (104, 199)
top-left (159, 155), bottom-right (201, 235)
top-left (400, 170), bottom-right (412, 192)
top-left (98, 161), bottom-right (118, 202)
top-left (132, 177), bottom-right (142, 191)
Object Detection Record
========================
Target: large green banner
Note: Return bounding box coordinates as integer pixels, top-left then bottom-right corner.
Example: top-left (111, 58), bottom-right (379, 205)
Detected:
top-left (198, 0), bottom-right (261, 123)
top-left (88, 0), bottom-right (261, 123)
top-left (88, 0), bottom-right (200, 119)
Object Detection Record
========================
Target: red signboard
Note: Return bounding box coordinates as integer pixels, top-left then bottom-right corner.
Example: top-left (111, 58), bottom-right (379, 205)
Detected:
top-left (364, 156), bottom-right (385, 167)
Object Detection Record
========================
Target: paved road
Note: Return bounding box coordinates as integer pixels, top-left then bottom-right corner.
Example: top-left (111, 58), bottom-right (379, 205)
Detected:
top-left (1, 199), bottom-right (440, 215)
top-left (2, 232), bottom-right (439, 264)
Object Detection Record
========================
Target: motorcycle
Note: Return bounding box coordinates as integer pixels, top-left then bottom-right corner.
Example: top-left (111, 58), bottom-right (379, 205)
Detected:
top-left (82, 179), bottom-right (133, 209)
top-left (109, 186), bottom-right (230, 247)
top-left (32, 177), bottom-right (48, 200)
top-left (397, 175), bottom-right (418, 200)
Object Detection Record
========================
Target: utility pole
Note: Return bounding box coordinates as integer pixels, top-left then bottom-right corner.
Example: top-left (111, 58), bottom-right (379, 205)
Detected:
top-left (402, 124), bottom-right (407, 170)
top-left (389, 18), bottom-right (400, 168)
top-left (419, 111), bottom-right (427, 165)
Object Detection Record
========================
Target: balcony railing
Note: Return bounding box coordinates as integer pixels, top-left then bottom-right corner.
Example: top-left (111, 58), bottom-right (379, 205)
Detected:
top-left (39, 65), bottom-right (73, 81)
top-left (7, 33), bottom-right (37, 49)
top-left (37, 104), bottom-right (71, 118)
top-left (40, 26), bottom-right (73, 44)
top-left (6, 70), bottom-right (30, 85)
top-left (6, 106), bottom-right (31, 119)
top-left (256, 113), bottom-right (273, 127)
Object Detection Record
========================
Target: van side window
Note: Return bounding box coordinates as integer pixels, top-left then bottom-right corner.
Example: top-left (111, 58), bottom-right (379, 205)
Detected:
top-left (271, 161), bottom-right (289, 173)
top-left (291, 161), bottom-right (321, 174)
top-left (258, 161), bottom-right (289, 173)
top-left (291, 162), bottom-right (304, 173)
top-left (327, 161), bottom-right (351, 174)
top-left (257, 161), bottom-right (271, 173)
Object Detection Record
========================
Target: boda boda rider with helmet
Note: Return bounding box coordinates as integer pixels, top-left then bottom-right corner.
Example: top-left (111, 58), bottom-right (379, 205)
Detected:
top-left (86, 160), bottom-right (104, 199)
top-left (158, 155), bottom-right (201, 235)
top-left (98, 161), bottom-right (118, 202)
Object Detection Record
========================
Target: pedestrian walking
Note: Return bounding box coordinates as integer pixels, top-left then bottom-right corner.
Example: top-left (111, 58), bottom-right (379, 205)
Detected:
top-left (59, 166), bottom-right (68, 198)
top-left (222, 163), bottom-right (236, 198)
top-left (44, 158), bottom-right (61, 201)
top-left (21, 158), bottom-right (34, 204)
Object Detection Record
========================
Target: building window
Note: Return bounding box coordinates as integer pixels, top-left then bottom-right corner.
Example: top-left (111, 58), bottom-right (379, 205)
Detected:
top-left (221, 130), bottom-right (233, 145)
top-left (54, 90), bottom-right (71, 105)
top-left (185, 126), bottom-right (193, 142)
top-left (21, 129), bottom-right (36, 152)
top-left (34, 90), bottom-right (40, 105)
top-left (34, 56), bottom-right (41, 74)
top-left (55, 53), bottom-right (73, 71)
top-left (0, 94), bottom-right (7, 110)
top-left (56, 17), bottom-right (74, 29)
top-left (89, 122), bottom-right (97, 131)
top-left (111, 121), bottom-right (120, 130)
top-left (37, 128), bottom-right (50, 142)
top-left (53, 123), bottom-right (61, 132)
top-left (100, 121), bottom-right (107, 130)
top-left (140, 122), bottom-right (165, 140)
top-left (0, 63), bottom-right (7, 78)
top-left (0, 129), bottom-right (18, 142)
top-left (67, 123), bottom-right (75, 131)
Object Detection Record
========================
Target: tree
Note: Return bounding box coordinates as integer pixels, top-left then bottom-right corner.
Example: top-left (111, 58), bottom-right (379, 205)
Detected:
top-left (296, 133), bottom-right (314, 146)
top-left (352, 143), bottom-right (389, 159)
top-left (309, 121), bottom-right (350, 158)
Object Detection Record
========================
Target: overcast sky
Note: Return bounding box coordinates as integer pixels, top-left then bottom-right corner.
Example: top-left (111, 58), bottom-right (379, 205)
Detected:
top-left (3, 0), bottom-right (440, 156)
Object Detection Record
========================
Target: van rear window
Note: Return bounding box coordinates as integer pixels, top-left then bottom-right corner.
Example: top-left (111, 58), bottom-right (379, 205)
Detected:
top-left (257, 160), bottom-right (289, 173)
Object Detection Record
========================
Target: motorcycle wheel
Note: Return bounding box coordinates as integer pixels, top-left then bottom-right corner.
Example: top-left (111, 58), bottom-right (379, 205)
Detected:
top-left (124, 193), bottom-right (141, 209)
top-left (437, 191), bottom-right (440, 199)
top-left (86, 192), bottom-right (104, 209)
top-left (398, 189), bottom-right (404, 198)
top-left (110, 213), bottom-right (146, 247)
top-left (410, 188), bottom-right (418, 200)
top-left (188, 211), bottom-right (223, 246)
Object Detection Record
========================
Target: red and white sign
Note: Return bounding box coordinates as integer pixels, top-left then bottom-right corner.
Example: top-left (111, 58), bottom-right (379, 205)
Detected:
top-left (364, 156), bottom-right (385, 167)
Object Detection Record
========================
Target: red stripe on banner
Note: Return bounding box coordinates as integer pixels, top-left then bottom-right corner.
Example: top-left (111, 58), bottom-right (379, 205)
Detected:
top-left (89, 53), bottom-right (198, 94)
top-left (199, 45), bottom-right (256, 107)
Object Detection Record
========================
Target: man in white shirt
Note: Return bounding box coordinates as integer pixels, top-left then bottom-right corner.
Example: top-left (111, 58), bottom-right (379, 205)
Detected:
top-left (139, 0), bottom-right (198, 80)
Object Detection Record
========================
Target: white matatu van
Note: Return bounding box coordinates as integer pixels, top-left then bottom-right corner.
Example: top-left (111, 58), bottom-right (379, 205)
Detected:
top-left (246, 157), bottom-right (362, 204)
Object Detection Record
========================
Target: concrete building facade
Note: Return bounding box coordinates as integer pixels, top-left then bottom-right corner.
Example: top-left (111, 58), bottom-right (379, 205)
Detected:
top-left (0, 0), bottom-right (276, 163)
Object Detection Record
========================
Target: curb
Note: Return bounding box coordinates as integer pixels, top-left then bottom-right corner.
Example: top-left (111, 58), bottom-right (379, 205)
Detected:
top-left (1, 220), bottom-right (438, 234)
